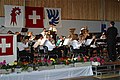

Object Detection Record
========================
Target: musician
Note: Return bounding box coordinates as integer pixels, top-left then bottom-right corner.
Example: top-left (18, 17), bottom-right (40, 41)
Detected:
top-left (106, 21), bottom-right (118, 61)
top-left (70, 34), bottom-right (82, 49)
top-left (49, 24), bottom-right (57, 33)
top-left (27, 32), bottom-right (35, 41)
top-left (41, 28), bottom-right (47, 38)
top-left (33, 34), bottom-right (45, 49)
top-left (56, 35), bottom-right (65, 47)
top-left (49, 24), bottom-right (57, 44)
top-left (100, 32), bottom-right (106, 39)
top-left (44, 34), bottom-right (56, 51)
top-left (17, 36), bottom-right (34, 62)
top-left (44, 34), bottom-right (64, 58)
top-left (79, 26), bottom-right (90, 40)
top-left (79, 34), bottom-right (86, 45)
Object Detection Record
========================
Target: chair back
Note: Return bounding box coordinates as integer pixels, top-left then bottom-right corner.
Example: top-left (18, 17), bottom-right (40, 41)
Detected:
top-left (43, 46), bottom-right (48, 53)
top-left (70, 45), bottom-right (74, 53)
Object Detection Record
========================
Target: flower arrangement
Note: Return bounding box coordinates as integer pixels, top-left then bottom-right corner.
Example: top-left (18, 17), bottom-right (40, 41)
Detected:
top-left (72, 55), bottom-right (89, 63)
top-left (90, 56), bottom-right (105, 65)
top-left (0, 56), bottom-right (91, 74)
top-left (0, 60), bottom-right (10, 70)
top-left (36, 58), bottom-right (53, 66)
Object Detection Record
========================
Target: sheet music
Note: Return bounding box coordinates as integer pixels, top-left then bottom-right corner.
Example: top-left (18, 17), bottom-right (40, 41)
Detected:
top-left (85, 39), bottom-right (93, 46)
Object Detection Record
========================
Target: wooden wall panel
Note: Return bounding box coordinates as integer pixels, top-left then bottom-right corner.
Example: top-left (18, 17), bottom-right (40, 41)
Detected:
top-left (0, 0), bottom-right (120, 21)
top-left (0, 0), bottom-right (24, 16)
top-left (105, 0), bottom-right (120, 21)
top-left (60, 0), bottom-right (68, 19)
top-left (86, 0), bottom-right (101, 20)
top-left (67, 0), bottom-right (73, 19)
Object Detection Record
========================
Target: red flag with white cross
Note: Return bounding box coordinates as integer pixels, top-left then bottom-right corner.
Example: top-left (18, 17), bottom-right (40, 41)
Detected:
top-left (0, 34), bottom-right (17, 64)
top-left (0, 35), bottom-right (13, 55)
top-left (25, 6), bottom-right (44, 28)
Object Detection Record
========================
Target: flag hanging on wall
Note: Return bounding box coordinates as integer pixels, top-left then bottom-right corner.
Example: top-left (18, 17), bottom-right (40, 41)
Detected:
top-left (0, 34), bottom-right (17, 64)
top-left (25, 6), bottom-right (44, 28)
top-left (4, 5), bottom-right (24, 27)
top-left (44, 8), bottom-right (62, 28)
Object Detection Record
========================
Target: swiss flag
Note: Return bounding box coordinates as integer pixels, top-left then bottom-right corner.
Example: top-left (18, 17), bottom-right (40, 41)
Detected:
top-left (25, 6), bottom-right (44, 28)
top-left (0, 35), bottom-right (13, 56)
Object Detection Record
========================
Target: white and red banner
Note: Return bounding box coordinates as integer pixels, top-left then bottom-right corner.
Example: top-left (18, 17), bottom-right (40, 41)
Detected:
top-left (44, 8), bottom-right (62, 28)
top-left (4, 5), bottom-right (24, 27)
top-left (0, 34), bottom-right (17, 64)
top-left (25, 6), bottom-right (44, 28)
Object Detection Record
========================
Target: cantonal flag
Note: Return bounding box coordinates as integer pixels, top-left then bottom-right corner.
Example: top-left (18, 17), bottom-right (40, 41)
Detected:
top-left (25, 6), bottom-right (44, 28)
top-left (44, 8), bottom-right (62, 28)
top-left (0, 35), bottom-right (14, 55)
top-left (0, 34), bottom-right (17, 64)
top-left (4, 5), bottom-right (24, 27)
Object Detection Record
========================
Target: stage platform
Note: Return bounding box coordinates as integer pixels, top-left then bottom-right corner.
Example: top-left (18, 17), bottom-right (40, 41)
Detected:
top-left (0, 66), bottom-right (93, 80)
top-left (92, 61), bottom-right (120, 78)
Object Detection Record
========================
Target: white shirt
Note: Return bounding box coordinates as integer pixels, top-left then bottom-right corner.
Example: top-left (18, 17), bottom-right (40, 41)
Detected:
top-left (44, 40), bottom-right (55, 51)
top-left (33, 38), bottom-right (46, 49)
top-left (63, 38), bottom-right (71, 46)
top-left (17, 42), bottom-right (29, 51)
top-left (49, 27), bottom-right (57, 32)
top-left (70, 40), bottom-right (82, 49)
top-left (41, 31), bottom-right (46, 37)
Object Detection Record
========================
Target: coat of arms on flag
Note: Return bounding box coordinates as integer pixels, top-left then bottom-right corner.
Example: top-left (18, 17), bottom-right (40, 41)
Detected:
top-left (44, 8), bottom-right (62, 28)
top-left (0, 34), bottom-right (17, 64)
top-left (4, 5), bottom-right (24, 27)
top-left (25, 6), bottom-right (44, 28)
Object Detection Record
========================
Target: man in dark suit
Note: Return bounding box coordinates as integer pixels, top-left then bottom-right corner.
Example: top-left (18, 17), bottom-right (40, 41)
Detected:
top-left (106, 21), bottom-right (118, 61)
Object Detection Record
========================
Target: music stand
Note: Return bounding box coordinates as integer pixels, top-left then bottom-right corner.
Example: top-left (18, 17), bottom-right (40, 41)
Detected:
top-left (21, 28), bottom-right (28, 32)
top-left (21, 28), bottom-right (28, 35)
top-left (85, 39), bottom-right (93, 46)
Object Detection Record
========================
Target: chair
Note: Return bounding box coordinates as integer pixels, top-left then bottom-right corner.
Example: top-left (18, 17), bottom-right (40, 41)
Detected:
top-left (43, 46), bottom-right (58, 59)
top-left (17, 49), bottom-right (31, 62)
top-left (37, 46), bottom-right (46, 59)
top-left (70, 45), bottom-right (86, 58)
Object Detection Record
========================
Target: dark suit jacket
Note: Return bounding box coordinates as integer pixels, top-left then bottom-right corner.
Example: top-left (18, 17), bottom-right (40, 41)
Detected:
top-left (106, 26), bottom-right (118, 44)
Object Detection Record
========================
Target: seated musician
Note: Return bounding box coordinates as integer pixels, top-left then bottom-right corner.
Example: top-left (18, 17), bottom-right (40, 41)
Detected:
top-left (70, 34), bottom-right (82, 49)
top-left (27, 32), bottom-right (35, 41)
top-left (100, 32), bottom-right (106, 39)
top-left (17, 36), bottom-right (34, 62)
top-left (79, 34), bottom-right (86, 46)
top-left (44, 34), bottom-right (56, 51)
top-left (49, 23), bottom-right (57, 43)
top-left (49, 24), bottom-right (57, 33)
top-left (56, 35), bottom-right (65, 47)
top-left (33, 34), bottom-right (46, 52)
top-left (90, 35), bottom-right (97, 47)
top-left (33, 34), bottom-right (44, 48)
top-left (41, 28), bottom-right (47, 39)
top-left (79, 26), bottom-right (90, 40)
top-left (44, 34), bottom-right (63, 58)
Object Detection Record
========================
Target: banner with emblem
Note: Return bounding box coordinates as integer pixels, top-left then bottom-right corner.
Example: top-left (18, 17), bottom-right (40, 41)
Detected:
top-left (44, 8), bottom-right (62, 28)
top-left (25, 6), bottom-right (44, 28)
top-left (0, 34), bottom-right (17, 64)
top-left (4, 5), bottom-right (24, 27)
